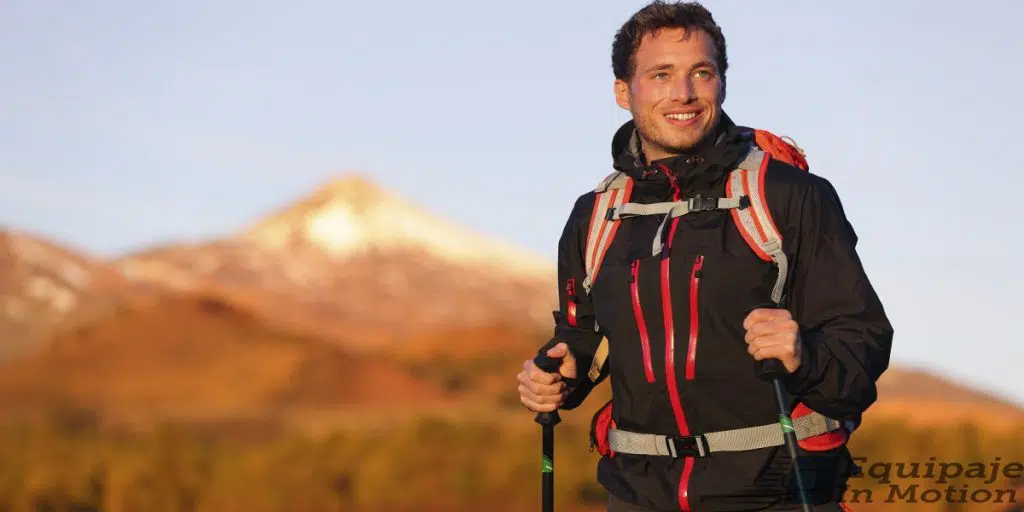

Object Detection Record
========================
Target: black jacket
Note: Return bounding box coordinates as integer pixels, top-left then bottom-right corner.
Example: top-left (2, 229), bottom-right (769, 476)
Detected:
top-left (538, 113), bottom-right (894, 511)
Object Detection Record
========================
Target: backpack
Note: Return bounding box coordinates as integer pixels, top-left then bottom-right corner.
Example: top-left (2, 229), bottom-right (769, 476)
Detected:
top-left (576, 129), bottom-right (854, 457)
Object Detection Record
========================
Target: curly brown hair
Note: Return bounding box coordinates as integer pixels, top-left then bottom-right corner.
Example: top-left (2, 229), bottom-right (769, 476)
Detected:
top-left (611, 1), bottom-right (728, 83)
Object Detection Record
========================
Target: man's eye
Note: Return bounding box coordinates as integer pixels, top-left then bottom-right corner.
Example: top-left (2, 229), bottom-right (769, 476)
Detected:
top-left (695, 69), bottom-right (713, 79)
top-left (654, 72), bottom-right (670, 80)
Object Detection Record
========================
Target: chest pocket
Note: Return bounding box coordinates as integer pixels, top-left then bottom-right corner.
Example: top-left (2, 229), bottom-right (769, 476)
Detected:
top-left (680, 211), bottom-right (782, 380)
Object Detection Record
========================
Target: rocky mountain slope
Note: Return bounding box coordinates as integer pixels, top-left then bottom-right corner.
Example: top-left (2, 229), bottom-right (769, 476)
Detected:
top-left (113, 174), bottom-right (557, 351)
top-left (0, 228), bottom-right (151, 360)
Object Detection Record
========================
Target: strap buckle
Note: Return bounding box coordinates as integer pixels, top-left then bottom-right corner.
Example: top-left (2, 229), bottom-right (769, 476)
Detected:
top-left (687, 195), bottom-right (718, 212)
top-left (666, 434), bottom-right (707, 458)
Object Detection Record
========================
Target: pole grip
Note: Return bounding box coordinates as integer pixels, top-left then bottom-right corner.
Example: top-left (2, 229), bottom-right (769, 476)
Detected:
top-left (750, 302), bottom-right (792, 382)
top-left (533, 353), bottom-right (562, 427)
top-left (756, 358), bottom-right (789, 381)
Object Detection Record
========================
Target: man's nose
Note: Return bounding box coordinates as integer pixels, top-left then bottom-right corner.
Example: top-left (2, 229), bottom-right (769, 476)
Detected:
top-left (671, 77), bottom-right (696, 102)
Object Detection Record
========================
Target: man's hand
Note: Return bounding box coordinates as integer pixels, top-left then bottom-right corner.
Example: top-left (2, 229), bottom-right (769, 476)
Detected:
top-left (743, 308), bottom-right (803, 373)
top-left (517, 342), bottom-right (577, 412)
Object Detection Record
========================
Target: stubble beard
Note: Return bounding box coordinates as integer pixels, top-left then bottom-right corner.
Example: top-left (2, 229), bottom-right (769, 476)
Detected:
top-left (635, 110), bottom-right (719, 162)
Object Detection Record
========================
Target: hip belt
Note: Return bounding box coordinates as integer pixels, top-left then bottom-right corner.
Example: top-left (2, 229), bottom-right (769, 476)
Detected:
top-left (607, 411), bottom-right (844, 458)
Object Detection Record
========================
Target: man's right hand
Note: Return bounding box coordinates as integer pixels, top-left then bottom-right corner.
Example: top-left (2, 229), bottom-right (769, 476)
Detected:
top-left (517, 342), bottom-right (577, 412)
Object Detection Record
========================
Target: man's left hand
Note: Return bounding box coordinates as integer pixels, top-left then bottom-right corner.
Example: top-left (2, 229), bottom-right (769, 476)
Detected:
top-left (743, 308), bottom-right (802, 373)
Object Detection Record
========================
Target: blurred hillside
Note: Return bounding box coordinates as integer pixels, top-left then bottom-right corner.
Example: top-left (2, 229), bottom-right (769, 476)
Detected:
top-left (0, 174), bottom-right (1020, 511)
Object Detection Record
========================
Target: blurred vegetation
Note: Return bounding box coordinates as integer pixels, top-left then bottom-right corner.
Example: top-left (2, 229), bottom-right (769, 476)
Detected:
top-left (0, 401), bottom-right (1020, 512)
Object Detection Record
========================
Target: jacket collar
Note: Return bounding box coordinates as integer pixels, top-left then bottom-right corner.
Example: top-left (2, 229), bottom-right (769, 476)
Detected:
top-left (610, 112), bottom-right (753, 187)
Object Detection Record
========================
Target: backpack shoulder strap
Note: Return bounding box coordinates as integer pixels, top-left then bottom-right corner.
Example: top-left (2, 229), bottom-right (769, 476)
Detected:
top-left (726, 130), bottom-right (809, 305)
top-left (582, 171), bottom-right (633, 295)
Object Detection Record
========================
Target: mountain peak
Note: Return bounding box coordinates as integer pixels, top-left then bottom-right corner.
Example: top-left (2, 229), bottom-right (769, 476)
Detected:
top-left (238, 172), bottom-right (555, 278)
top-left (307, 172), bottom-right (388, 212)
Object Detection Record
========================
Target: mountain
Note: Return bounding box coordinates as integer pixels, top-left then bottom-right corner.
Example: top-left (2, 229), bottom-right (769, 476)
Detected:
top-left (113, 173), bottom-right (558, 351)
top-left (0, 228), bottom-right (152, 361)
top-left (866, 366), bottom-right (1023, 431)
top-left (240, 173), bottom-right (554, 277)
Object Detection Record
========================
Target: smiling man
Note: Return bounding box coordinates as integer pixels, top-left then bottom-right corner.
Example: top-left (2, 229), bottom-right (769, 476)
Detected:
top-left (517, 1), bottom-right (893, 511)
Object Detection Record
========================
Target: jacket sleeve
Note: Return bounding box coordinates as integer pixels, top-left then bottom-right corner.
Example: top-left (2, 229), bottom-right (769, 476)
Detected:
top-left (535, 192), bottom-right (609, 410)
top-left (783, 174), bottom-right (894, 422)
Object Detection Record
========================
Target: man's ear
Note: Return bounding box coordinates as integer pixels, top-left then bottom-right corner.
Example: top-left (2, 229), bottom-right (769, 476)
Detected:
top-left (614, 79), bottom-right (630, 111)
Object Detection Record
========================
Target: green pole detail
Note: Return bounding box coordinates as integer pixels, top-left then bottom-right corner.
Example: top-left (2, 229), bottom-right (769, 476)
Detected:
top-left (779, 414), bottom-right (795, 433)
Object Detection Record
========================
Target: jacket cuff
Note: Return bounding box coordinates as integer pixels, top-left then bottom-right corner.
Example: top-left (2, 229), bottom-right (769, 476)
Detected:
top-left (784, 332), bottom-right (826, 396)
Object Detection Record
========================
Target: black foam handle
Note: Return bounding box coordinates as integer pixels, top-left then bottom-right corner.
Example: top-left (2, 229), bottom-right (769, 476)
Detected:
top-left (756, 358), bottom-right (788, 382)
top-left (533, 353), bottom-right (563, 427)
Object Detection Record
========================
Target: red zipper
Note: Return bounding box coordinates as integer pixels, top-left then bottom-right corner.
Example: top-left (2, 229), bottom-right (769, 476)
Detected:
top-left (656, 163), bottom-right (694, 512)
top-left (565, 278), bottom-right (578, 327)
top-left (630, 259), bottom-right (655, 383)
top-left (686, 255), bottom-right (704, 381)
top-left (657, 165), bottom-right (689, 435)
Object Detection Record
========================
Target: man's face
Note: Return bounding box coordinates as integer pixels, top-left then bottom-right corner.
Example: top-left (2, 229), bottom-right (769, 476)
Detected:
top-left (615, 27), bottom-right (725, 162)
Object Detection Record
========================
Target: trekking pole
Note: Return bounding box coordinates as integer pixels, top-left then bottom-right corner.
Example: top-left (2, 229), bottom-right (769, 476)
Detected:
top-left (533, 352), bottom-right (562, 512)
top-left (758, 355), bottom-right (813, 512)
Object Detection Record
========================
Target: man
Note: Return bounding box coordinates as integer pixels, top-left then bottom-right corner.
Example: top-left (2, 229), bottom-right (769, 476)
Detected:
top-left (516, 2), bottom-right (893, 511)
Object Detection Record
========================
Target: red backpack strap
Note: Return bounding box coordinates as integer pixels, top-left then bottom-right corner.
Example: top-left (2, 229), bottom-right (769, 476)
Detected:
top-left (726, 131), bottom-right (808, 305)
top-left (582, 171), bottom-right (633, 296)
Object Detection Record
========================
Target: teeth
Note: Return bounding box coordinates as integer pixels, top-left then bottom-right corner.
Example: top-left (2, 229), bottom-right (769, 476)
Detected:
top-left (666, 112), bottom-right (698, 121)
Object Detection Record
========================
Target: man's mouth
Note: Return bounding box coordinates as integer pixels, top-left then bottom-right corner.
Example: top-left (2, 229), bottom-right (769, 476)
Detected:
top-left (665, 112), bottom-right (699, 121)
top-left (664, 111), bottom-right (701, 126)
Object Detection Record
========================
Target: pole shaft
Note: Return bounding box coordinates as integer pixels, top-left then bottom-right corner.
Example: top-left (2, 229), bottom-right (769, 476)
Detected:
top-left (542, 425), bottom-right (554, 512)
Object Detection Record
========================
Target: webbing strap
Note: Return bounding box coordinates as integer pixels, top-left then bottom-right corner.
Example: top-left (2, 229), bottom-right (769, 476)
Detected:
top-left (704, 412), bottom-right (841, 452)
top-left (727, 150), bottom-right (788, 304)
top-left (583, 172), bottom-right (632, 295)
top-left (648, 196), bottom-right (745, 257)
top-left (609, 197), bottom-right (744, 221)
top-left (607, 411), bottom-right (842, 457)
top-left (587, 337), bottom-right (609, 382)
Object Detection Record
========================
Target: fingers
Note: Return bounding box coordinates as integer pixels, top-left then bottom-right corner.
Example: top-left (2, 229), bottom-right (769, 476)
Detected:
top-left (521, 358), bottom-right (561, 385)
top-left (517, 362), bottom-right (565, 394)
top-left (518, 381), bottom-right (567, 412)
top-left (743, 308), bottom-right (791, 330)
top-left (520, 391), bottom-right (566, 412)
top-left (517, 359), bottom-right (567, 413)
top-left (743, 317), bottom-right (798, 343)
top-left (546, 342), bottom-right (568, 358)
top-left (746, 335), bottom-right (798, 360)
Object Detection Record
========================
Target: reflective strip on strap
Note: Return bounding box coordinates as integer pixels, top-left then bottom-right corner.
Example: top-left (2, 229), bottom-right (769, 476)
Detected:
top-left (607, 412), bottom-right (842, 457)
top-left (583, 172), bottom-right (632, 294)
top-left (727, 152), bottom-right (789, 304)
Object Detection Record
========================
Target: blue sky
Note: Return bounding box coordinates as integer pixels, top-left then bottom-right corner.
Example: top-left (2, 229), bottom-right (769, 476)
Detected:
top-left (2, 1), bottom-right (1022, 404)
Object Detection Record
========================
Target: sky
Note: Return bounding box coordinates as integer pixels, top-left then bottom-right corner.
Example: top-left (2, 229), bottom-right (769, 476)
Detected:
top-left (1, 1), bottom-right (1022, 404)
